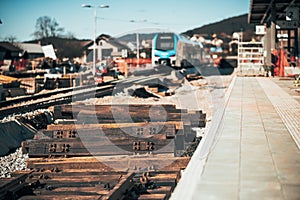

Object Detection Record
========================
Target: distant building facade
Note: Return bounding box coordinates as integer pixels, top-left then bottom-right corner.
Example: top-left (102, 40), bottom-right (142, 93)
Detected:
top-left (84, 34), bottom-right (130, 64)
top-left (0, 42), bottom-right (22, 61)
top-left (15, 43), bottom-right (44, 59)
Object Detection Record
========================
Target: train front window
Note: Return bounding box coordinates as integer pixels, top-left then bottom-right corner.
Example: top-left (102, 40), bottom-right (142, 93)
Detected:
top-left (156, 34), bottom-right (174, 51)
top-left (157, 42), bottom-right (174, 50)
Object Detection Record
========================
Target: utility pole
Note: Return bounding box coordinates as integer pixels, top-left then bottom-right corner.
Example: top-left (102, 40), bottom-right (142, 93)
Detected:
top-left (82, 4), bottom-right (109, 76)
top-left (136, 32), bottom-right (140, 67)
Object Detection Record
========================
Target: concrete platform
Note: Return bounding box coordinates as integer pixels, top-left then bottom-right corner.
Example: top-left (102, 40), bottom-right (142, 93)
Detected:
top-left (171, 76), bottom-right (300, 200)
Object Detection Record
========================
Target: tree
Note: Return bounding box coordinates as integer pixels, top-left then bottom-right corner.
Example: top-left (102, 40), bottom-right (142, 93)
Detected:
top-left (33, 16), bottom-right (64, 39)
top-left (4, 35), bottom-right (18, 43)
top-left (64, 32), bottom-right (76, 39)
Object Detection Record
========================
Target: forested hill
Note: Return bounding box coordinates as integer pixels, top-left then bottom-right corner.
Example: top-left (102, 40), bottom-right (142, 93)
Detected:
top-left (182, 14), bottom-right (256, 40)
top-left (118, 14), bottom-right (256, 43)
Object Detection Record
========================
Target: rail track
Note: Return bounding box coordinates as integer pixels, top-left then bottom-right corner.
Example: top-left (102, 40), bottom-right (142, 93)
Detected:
top-left (1, 168), bottom-right (186, 200)
top-left (0, 83), bottom-right (115, 120)
top-left (0, 70), bottom-right (174, 119)
top-left (0, 67), bottom-right (206, 199)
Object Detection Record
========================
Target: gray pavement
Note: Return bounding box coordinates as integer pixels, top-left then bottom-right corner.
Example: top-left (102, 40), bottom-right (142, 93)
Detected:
top-left (271, 78), bottom-right (300, 104)
top-left (171, 77), bottom-right (300, 200)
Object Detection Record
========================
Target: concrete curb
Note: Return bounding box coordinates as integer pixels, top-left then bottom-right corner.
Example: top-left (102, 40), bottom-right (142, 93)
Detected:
top-left (170, 75), bottom-right (237, 200)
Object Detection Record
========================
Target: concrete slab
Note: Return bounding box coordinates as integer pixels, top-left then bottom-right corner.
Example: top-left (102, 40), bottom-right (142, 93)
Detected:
top-left (171, 76), bottom-right (300, 200)
top-left (240, 180), bottom-right (283, 200)
top-left (192, 182), bottom-right (239, 200)
top-left (0, 120), bottom-right (36, 156)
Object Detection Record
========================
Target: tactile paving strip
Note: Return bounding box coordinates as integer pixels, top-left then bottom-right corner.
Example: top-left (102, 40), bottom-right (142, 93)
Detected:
top-left (257, 78), bottom-right (300, 149)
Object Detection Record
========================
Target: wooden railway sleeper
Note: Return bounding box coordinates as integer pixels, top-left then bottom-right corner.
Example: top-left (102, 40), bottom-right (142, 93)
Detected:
top-left (55, 130), bottom-right (63, 138)
top-left (136, 128), bottom-right (144, 135)
top-left (133, 141), bottom-right (140, 151)
top-left (54, 130), bottom-right (77, 138)
top-left (133, 141), bottom-right (155, 151)
top-left (136, 127), bottom-right (157, 135)
top-left (48, 143), bottom-right (71, 153)
top-left (146, 142), bottom-right (155, 151)
top-left (68, 130), bottom-right (77, 138)
top-left (48, 144), bottom-right (56, 153)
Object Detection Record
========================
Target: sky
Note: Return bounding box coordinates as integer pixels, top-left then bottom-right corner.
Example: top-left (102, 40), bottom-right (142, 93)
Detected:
top-left (0, 0), bottom-right (250, 42)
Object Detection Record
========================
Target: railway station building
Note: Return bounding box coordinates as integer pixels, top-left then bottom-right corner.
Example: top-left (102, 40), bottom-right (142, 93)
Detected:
top-left (248, 0), bottom-right (300, 67)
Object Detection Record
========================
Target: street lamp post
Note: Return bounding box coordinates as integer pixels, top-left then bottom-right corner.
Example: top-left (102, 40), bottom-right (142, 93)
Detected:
top-left (82, 4), bottom-right (109, 76)
top-left (130, 20), bottom-right (147, 68)
top-left (136, 32), bottom-right (140, 67)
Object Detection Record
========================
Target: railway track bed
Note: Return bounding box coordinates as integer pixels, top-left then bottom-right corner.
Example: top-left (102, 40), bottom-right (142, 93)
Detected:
top-left (1, 102), bottom-right (205, 199)
top-left (2, 168), bottom-right (185, 200)
top-left (0, 68), bottom-right (218, 199)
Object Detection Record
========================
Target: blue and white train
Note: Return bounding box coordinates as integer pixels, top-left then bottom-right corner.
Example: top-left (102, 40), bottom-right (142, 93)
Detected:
top-left (152, 32), bottom-right (206, 67)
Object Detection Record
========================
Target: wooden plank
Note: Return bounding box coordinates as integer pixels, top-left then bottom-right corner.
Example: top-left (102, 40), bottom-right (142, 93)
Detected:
top-left (29, 173), bottom-right (121, 183)
top-left (54, 104), bottom-right (182, 119)
top-left (19, 195), bottom-right (102, 200)
top-left (160, 157), bottom-right (190, 171)
top-left (143, 186), bottom-right (172, 194)
top-left (23, 171), bottom-right (126, 198)
top-left (46, 186), bottom-right (110, 194)
top-left (53, 104), bottom-right (206, 127)
top-left (66, 112), bottom-right (191, 122)
top-left (75, 113), bottom-right (205, 126)
top-left (26, 156), bottom-right (119, 171)
top-left (29, 186), bottom-right (109, 196)
top-left (22, 135), bottom-right (174, 157)
top-left (43, 124), bottom-right (177, 139)
top-left (54, 104), bottom-right (202, 118)
top-left (57, 104), bottom-right (180, 113)
top-left (47, 122), bottom-right (184, 131)
top-left (26, 156), bottom-right (190, 172)
top-left (138, 193), bottom-right (167, 200)
top-left (26, 126), bottom-right (197, 158)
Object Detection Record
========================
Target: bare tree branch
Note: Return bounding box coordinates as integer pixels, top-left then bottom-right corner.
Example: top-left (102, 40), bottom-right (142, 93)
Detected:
top-left (33, 16), bottom-right (64, 39)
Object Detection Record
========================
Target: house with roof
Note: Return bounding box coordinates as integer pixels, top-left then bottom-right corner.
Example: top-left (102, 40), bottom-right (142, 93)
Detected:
top-left (0, 42), bottom-right (22, 61)
top-left (0, 42), bottom-right (46, 72)
top-left (84, 34), bottom-right (130, 64)
top-left (15, 43), bottom-right (44, 59)
top-left (0, 42), bottom-right (22, 71)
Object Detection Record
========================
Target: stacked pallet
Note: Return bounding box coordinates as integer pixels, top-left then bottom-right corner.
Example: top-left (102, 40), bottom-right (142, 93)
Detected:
top-left (19, 103), bottom-right (205, 199)
top-left (24, 104), bottom-right (206, 158)
top-left (0, 75), bottom-right (26, 100)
